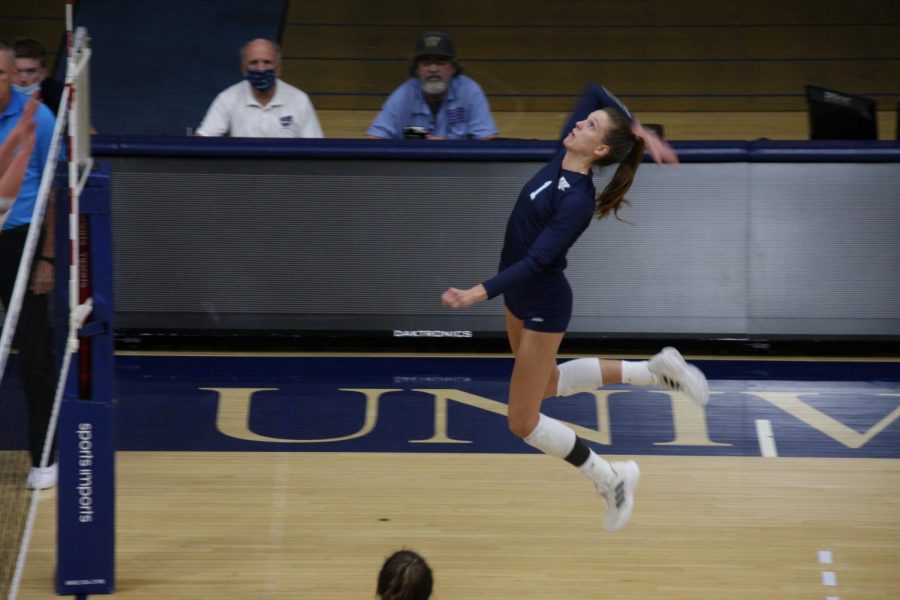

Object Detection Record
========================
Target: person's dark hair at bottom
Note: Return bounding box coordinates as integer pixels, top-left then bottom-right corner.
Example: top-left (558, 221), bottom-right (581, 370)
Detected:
top-left (376, 549), bottom-right (433, 600)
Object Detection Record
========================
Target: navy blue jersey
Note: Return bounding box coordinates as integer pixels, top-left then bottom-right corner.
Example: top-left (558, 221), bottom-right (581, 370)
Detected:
top-left (482, 84), bottom-right (634, 300)
top-left (482, 155), bottom-right (595, 298)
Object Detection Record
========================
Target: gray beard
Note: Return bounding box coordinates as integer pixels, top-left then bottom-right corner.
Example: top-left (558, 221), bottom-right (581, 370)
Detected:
top-left (421, 79), bottom-right (448, 95)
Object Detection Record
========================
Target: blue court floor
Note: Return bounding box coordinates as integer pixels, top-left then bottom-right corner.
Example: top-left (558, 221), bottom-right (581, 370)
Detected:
top-left (111, 353), bottom-right (900, 459)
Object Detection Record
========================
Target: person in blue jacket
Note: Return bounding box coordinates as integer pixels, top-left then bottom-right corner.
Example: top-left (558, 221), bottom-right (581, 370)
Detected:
top-left (0, 92), bottom-right (37, 218)
top-left (442, 84), bottom-right (709, 533)
top-left (367, 32), bottom-right (497, 140)
top-left (0, 42), bottom-right (60, 490)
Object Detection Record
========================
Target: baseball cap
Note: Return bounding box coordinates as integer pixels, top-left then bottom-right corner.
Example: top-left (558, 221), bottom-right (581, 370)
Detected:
top-left (414, 32), bottom-right (455, 59)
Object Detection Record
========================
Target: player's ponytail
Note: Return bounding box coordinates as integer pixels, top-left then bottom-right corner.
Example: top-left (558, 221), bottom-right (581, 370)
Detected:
top-left (594, 108), bottom-right (645, 221)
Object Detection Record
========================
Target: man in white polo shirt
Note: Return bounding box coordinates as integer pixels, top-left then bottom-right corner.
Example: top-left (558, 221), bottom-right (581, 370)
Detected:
top-left (196, 38), bottom-right (323, 138)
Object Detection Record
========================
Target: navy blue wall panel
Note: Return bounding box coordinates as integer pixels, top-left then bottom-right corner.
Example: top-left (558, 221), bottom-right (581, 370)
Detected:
top-left (72, 0), bottom-right (285, 135)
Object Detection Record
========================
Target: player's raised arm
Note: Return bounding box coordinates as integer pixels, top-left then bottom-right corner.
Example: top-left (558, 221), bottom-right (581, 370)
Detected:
top-left (559, 84), bottom-right (678, 165)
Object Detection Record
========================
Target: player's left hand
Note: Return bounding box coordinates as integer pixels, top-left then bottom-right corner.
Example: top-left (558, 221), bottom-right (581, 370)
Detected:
top-left (632, 120), bottom-right (679, 165)
top-left (442, 284), bottom-right (487, 309)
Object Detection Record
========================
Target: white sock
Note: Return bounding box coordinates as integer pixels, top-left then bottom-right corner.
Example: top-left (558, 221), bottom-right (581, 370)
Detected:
top-left (556, 358), bottom-right (603, 396)
top-left (523, 414), bottom-right (576, 459)
top-left (577, 450), bottom-right (614, 484)
top-left (621, 360), bottom-right (654, 387)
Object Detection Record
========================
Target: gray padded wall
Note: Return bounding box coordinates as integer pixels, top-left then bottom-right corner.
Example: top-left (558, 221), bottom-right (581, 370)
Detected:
top-left (567, 164), bottom-right (751, 334)
top-left (107, 157), bottom-right (900, 338)
top-left (749, 164), bottom-right (900, 335)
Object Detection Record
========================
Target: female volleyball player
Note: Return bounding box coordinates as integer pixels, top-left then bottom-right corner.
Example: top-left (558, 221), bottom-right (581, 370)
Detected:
top-left (442, 84), bottom-right (709, 532)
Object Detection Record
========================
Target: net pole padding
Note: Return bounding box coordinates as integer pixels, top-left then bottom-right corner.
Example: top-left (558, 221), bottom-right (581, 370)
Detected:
top-left (55, 25), bottom-right (115, 596)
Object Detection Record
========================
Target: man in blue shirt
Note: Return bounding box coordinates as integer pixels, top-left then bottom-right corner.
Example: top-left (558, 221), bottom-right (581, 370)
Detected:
top-left (367, 32), bottom-right (497, 140)
top-left (0, 41), bottom-right (59, 489)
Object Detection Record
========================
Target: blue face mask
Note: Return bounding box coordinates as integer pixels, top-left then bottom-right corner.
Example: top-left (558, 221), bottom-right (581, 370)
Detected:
top-left (13, 82), bottom-right (41, 96)
top-left (245, 69), bottom-right (276, 92)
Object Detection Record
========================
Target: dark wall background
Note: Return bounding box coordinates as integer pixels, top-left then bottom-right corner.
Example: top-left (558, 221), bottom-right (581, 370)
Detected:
top-left (65, 0), bottom-right (286, 135)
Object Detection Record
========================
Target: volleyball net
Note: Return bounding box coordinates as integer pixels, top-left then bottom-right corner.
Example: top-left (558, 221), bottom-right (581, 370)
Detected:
top-left (2, 16), bottom-right (116, 600)
top-left (0, 32), bottom-right (75, 600)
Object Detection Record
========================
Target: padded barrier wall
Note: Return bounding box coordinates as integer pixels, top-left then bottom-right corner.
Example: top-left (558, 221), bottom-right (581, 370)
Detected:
top-left (93, 137), bottom-right (900, 341)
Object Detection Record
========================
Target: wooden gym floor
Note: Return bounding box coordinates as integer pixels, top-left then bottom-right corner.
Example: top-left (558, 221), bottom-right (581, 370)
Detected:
top-left (15, 352), bottom-right (900, 599)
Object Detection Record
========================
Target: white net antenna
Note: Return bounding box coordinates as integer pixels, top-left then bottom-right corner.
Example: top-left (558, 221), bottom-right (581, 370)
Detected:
top-left (68, 26), bottom-right (94, 208)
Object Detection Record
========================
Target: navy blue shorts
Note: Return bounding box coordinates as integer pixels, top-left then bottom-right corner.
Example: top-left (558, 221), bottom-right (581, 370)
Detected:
top-left (503, 275), bottom-right (573, 333)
